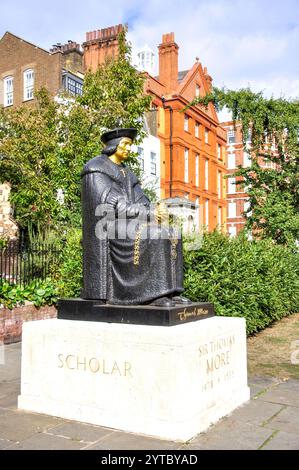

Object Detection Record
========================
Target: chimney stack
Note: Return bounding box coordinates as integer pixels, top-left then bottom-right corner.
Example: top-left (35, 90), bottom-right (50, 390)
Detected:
top-left (83, 24), bottom-right (124, 72)
top-left (158, 33), bottom-right (179, 94)
top-left (203, 66), bottom-right (213, 92)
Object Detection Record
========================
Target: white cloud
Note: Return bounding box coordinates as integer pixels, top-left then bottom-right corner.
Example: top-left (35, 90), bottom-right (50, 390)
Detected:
top-left (1, 0), bottom-right (298, 98)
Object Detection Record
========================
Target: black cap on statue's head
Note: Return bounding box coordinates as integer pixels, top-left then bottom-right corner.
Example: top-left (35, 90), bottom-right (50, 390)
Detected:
top-left (101, 128), bottom-right (137, 144)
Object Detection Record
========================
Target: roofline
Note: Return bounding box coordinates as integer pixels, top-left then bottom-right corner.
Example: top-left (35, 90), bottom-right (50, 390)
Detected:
top-left (1, 31), bottom-right (51, 55)
top-left (162, 94), bottom-right (220, 126)
top-left (144, 71), bottom-right (165, 87)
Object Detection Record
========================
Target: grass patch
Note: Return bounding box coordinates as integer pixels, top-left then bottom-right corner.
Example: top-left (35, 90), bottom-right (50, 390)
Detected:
top-left (248, 312), bottom-right (299, 380)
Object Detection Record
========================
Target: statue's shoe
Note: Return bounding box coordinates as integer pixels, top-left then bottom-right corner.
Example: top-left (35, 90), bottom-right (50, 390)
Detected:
top-left (172, 295), bottom-right (193, 304)
top-left (150, 296), bottom-right (175, 307)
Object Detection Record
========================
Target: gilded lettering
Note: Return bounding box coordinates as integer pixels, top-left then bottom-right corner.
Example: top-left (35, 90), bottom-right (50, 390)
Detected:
top-left (102, 359), bottom-right (110, 374)
top-left (178, 307), bottom-right (209, 321)
top-left (57, 354), bottom-right (64, 368)
top-left (89, 357), bottom-right (100, 373)
top-left (124, 361), bottom-right (132, 377)
top-left (66, 355), bottom-right (76, 369)
top-left (111, 361), bottom-right (122, 375)
top-left (77, 355), bottom-right (87, 371)
top-left (56, 354), bottom-right (132, 377)
top-left (206, 358), bottom-right (214, 373)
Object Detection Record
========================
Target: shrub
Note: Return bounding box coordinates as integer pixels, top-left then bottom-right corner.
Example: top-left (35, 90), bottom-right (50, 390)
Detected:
top-left (0, 278), bottom-right (59, 309)
top-left (55, 228), bottom-right (82, 298)
top-left (184, 231), bottom-right (299, 335)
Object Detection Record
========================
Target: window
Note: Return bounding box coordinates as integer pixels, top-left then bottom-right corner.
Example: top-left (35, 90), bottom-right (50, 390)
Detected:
top-left (228, 226), bottom-right (237, 237)
top-left (195, 122), bottom-right (200, 138)
top-left (62, 73), bottom-right (83, 96)
top-left (184, 148), bottom-right (189, 183)
top-left (218, 207), bottom-right (222, 227)
top-left (195, 154), bottom-right (199, 186)
top-left (228, 201), bottom-right (236, 218)
top-left (243, 151), bottom-right (251, 167)
top-left (4, 76), bottom-right (13, 106)
top-left (137, 147), bottom-right (144, 171)
top-left (243, 199), bottom-right (251, 216)
top-left (195, 84), bottom-right (200, 97)
top-left (227, 153), bottom-right (236, 169)
top-left (205, 128), bottom-right (209, 144)
top-left (228, 177), bottom-right (236, 194)
top-left (205, 199), bottom-right (209, 229)
top-left (184, 115), bottom-right (189, 132)
top-left (217, 144), bottom-right (221, 160)
top-left (24, 69), bottom-right (34, 101)
top-left (204, 159), bottom-right (209, 190)
top-left (196, 196), bottom-right (200, 224)
top-left (245, 129), bottom-right (252, 143)
top-left (228, 129), bottom-right (235, 144)
top-left (67, 77), bottom-right (83, 96)
top-left (150, 151), bottom-right (157, 175)
top-left (217, 171), bottom-right (222, 198)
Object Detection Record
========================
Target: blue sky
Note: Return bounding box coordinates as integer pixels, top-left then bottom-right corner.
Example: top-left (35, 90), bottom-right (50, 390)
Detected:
top-left (1, 0), bottom-right (298, 99)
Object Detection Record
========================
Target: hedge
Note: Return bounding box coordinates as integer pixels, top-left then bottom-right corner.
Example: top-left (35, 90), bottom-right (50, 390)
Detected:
top-left (184, 231), bottom-right (299, 334)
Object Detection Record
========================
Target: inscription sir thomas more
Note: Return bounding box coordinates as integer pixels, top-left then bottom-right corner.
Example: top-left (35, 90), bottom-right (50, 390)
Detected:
top-left (178, 307), bottom-right (209, 321)
top-left (57, 354), bottom-right (132, 377)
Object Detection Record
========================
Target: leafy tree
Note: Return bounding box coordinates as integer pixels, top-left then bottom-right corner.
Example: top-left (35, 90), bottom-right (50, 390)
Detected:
top-left (0, 29), bottom-right (151, 239)
top-left (191, 88), bottom-right (299, 246)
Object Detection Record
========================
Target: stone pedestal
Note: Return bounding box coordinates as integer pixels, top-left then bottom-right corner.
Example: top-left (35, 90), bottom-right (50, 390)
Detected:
top-left (18, 317), bottom-right (250, 441)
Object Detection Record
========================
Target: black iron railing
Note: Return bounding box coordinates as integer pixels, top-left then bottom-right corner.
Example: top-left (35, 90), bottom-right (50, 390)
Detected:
top-left (0, 239), bottom-right (61, 285)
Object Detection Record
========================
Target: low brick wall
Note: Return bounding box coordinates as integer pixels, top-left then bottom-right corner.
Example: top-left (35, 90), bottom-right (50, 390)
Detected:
top-left (0, 304), bottom-right (57, 344)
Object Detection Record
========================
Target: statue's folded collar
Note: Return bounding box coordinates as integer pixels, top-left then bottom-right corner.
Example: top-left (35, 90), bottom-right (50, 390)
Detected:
top-left (81, 154), bottom-right (139, 186)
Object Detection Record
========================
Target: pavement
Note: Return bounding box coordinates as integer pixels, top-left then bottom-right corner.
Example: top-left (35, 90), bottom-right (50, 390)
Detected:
top-left (1, 342), bottom-right (299, 450)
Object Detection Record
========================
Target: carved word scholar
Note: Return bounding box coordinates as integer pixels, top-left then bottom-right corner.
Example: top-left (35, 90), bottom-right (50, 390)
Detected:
top-left (57, 354), bottom-right (132, 377)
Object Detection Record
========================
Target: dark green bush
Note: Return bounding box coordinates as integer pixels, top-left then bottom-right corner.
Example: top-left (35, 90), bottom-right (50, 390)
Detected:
top-left (184, 231), bottom-right (299, 335)
top-left (55, 228), bottom-right (82, 298)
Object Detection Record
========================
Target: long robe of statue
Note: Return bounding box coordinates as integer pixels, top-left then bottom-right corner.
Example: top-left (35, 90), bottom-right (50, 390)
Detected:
top-left (81, 132), bottom-right (184, 305)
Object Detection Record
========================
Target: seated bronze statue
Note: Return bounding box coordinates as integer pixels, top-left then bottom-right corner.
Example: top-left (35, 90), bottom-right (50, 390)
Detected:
top-left (81, 128), bottom-right (190, 307)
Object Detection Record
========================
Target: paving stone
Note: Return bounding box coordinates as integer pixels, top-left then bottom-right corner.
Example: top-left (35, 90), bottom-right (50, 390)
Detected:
top-left (6, 432), bottom-right (85, 450)
top-left (275, 379), bottom-right (299, 392)
top-left (262, 431), bottom-right (299, 450)
top-left (264, 406), bottom-right (299, 434)
top-left (0, 410), bottom-right (63, 441)
top-left (250, 385), bottom-right (266, 398)
top-left (46, 421), bottom-right (114, 443)
top-left (84, 431), bottom-right (181, 450)
top-left (0, 343), bottom-right (21, 382)
top-left (187, 420), bottom-right (273, 450)
top-left (0, 407), bottom-right (15, 416)
top-left (224, 400), bottom-right (283, 426)
top-left (0, 380), bottom-right (20, 408)
top-left (257, 386), bottom-right (299, 408)
top-left (0, 437), bottom-right (15, 449)
top-left (248, 376), bottom-right (280, 388)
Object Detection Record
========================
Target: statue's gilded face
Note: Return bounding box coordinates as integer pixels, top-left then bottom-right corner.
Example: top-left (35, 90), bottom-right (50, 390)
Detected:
top-left (115, 137), bottom-right (132, 162)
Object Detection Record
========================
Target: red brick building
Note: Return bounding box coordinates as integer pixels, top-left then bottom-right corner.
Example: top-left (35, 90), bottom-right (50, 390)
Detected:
top-left (222, 121), bottom-right (277, 236)
top-left (0, 32), bottom-right (84, 108)
top-left (83, 27), bottom-right (227, 232)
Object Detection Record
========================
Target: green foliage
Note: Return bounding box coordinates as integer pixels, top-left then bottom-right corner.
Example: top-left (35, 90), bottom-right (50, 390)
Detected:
top-left (190, 88), bottom-right (299, 246)
top-left (184, 231), bottom-right (299, 335)
top-left (78, 29), bottom-right (151, 143)
top-left (0, 278), bottom-right (59, 309)
top-left (0, 29), bottom-right (151, 238)
top-left (54, 228), bottom-right (82, 298)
